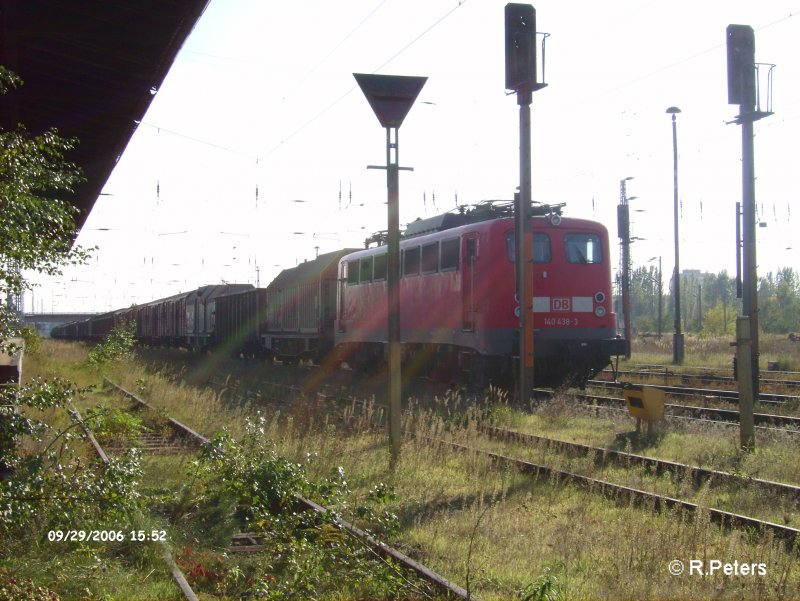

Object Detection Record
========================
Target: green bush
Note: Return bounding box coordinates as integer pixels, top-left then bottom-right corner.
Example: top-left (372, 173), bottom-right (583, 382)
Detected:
top-left (179, 415), bottom-right (429, 599)
top-left (87, 320), bottom-right (136, 366)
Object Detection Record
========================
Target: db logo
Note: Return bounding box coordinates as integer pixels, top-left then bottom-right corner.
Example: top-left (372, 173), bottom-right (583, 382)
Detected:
top-left (552, 298), bottom-right (571, 311)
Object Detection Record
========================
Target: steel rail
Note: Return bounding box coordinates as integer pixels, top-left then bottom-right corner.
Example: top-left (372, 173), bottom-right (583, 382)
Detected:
top-left (327, 390), bottom-right (797, 496)
top-left (297, 496), bottom-right (472, 599)
top-left (429, 436), bottom-right (800, 549)
top-left (588, 379), bottom-right (799, 405)
top-left (575, 391), bottom-right (800, 432)
top-left (599, 368), bottom-right (800, 390)
top-left (333, 400), bottom-right (800, 547)
top-left (483, 425), bottom-right (800, 505)
top-left (68, 405), bottom-right (200, 601)
top-left (614, 363), bottom-right (800, 378)
top-left (103, 378), bottom-right (209, 444)
top-left (104, 379), bottom-right (472, 600)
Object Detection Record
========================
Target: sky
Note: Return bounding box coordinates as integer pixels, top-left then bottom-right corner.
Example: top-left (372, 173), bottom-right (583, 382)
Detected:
top-left (24, 0), bottom-right (800, 313)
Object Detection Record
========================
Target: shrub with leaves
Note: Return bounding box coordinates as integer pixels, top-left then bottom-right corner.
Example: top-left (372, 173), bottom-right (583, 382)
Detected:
top-left (87, 320), bottom-right (136, 366)
top-left (519, 562), bottom-right (566, 601)
top-left (0, 378), bottom-right (142, 549)
top-left (182, 414), bottom-right (432, 599)
top-left (1, 66), bottom-right (92, 346)
top-left (0, 66), bottom-right (145, 593)
top-left (83, 405), bottom-right (146, 446)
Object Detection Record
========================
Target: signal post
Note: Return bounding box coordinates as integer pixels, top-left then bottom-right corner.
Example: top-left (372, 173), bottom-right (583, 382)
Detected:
top-left (505, 3), bottom-right (547, 402)
top-left (354, 73), bottom-right (427, 467)
top-left (726, 24), bottom-right (774, 448)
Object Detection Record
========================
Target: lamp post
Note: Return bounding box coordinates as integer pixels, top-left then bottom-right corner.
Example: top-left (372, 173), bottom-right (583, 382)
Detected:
top-left (666, 106), bottom-right (684, 364)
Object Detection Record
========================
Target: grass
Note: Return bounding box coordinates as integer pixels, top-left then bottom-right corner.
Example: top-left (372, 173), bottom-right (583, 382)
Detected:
top-left (625, 333), bottom-right (800, 372)
top-left (493, 399), bottom-right (800, 486)
top-left (276, 425), bottom-right (800, 600)
top-left (5, 337), bottom-right (800, 600)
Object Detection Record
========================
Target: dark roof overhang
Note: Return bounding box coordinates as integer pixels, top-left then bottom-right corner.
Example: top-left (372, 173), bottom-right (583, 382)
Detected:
top-left (1, 0), bottom-right (211, 233)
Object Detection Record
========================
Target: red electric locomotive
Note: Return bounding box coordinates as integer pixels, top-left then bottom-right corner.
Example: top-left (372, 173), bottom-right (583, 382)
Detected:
top-left (334, 201), bottom-right (626, 387)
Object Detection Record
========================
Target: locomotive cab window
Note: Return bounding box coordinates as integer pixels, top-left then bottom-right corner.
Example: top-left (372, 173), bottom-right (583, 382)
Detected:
top-left (564, 233), bottom-right (603, 264)
top-left (505, 233), bottom-right (551, 263)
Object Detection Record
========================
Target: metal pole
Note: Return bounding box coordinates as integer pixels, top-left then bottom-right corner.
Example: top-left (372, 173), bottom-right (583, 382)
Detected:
top-left (668, 108), bottom-right (684, 364)
top-left (622, 235), bottom-right (631, 356)
top-left (386, 126), bottom-right (402, 465)
top-left (735, 202), bottom-right (743, 298)
top-left (618, 179), bottom-right (632, 358)
top-left (736, 316), bottom-right (755, 450)
top-left (741, 117), bottom-right (760, 402)
top-left (516, 89), bottom-right (534, 403)
top-left (353, 72), bottom-right (426, 467)
top-left (697, 284), bottom-right (702, 331)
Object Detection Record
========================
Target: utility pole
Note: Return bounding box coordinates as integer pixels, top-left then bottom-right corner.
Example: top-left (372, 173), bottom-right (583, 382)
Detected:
top-left (505, 3), bottom-right (547, 402)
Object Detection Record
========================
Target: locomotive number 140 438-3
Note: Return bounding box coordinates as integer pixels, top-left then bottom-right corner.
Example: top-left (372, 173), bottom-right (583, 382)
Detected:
top-left (543, 317), bottom-right (579, 327)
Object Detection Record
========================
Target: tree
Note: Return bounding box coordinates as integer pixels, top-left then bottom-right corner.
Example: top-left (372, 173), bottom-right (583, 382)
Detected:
top-left (759, 268), bottom-right (800, 333)
top-left (700, 303), bottom-right (735, 337)
top-left (699, 271), bottom-right (738, 337)
top-left (630, 265), bottom-right (661, 334)
top-left (0, 66), bottom-right (91, 341)
top-left (1, 69), bottom-right (138, 548)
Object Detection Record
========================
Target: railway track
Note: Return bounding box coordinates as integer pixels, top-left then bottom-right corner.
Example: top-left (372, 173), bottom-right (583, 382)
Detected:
top-left (599, 367), bottom-right (800, 391)
top-left (483, 425), bottom-right (800, 505)
top-left (613, 363), bottom-right (800, 378)
top-left (103, 379), bottom-right (473, 600)
top-left (103, 366), bottom-right (800, 544)
top-left (588, 379), bottom-right (800, 407)
top-left (337, 389), bottom-right (800, 493)
top-left (68, 405), bottom-right (200, 601)
top-left (314, 393), bottom-right (800, 549)
top-left (423, 434), bottom-right (800, 549)
top-left (573, 390), bottom-right (800, 433)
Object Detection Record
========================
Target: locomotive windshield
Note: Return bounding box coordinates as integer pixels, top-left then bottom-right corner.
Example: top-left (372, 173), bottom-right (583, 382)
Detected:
top-left (564, 233), bottom-right (603, 264)
top-left (506, 233), bottom-right (551, 263)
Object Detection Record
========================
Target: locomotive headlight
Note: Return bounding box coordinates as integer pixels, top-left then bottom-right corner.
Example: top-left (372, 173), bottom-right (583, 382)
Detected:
top-left (594, 306), bottom-right (606, 317)
top-left (594, 292), bottom-right (606, 303)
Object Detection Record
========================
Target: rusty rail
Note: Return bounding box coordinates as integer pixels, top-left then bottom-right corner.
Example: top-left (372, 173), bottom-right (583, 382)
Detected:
top-left (430, 435), bottom-right (799, 549)
top-left (103, 378), bottom-right (209, 444)
top-left (104, 378), bottom-right (473, 599)
top-left (484, 425), bottom-right (800, 505)
top-left (68, 405), bottom-right (199, 601)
